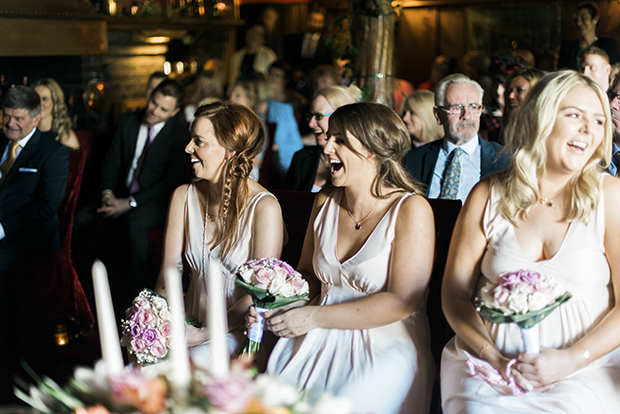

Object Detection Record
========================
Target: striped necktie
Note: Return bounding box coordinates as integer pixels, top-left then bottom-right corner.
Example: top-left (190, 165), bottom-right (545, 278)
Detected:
top-left (439, 147), bottom-right (464, 200)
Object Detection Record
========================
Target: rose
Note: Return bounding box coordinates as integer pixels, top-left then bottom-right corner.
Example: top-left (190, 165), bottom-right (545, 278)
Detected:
top-left (130, 309), bottom-right (141, 323)
top-left (203, 374), bottom-right (255, 413)
top-left (528, 291), bottom-right (549, 312)
top-left (130, 322), bottom-right (143, 337)
top-left (150, 339), bottom-right (168, 359)
top-left (158, 309), bottom-right (171, 321)
top-left (131, 337), bottom-right (146, 353)
top-left (238, 266), bottom-right (255, 283)
top-left (287, 276), bottom-right (309, 296)
top-left (492, 285), bottom-right (510, 308)
top-left (254, 374), bottom-right (300, 408)
top-left (267, 272), bottom-right (287, 296)
top-left (139, 310), bottom-right (157, 326)
top-left (151, 297), bottom-right (167, 311)
top-left (508, 293), bottom-right (529, 314)
top-left (271, 280), bottom-right (295, 298)
top-left (142, 328), bottom-right (158, 346)
top-left (518, 269), bottom-right (541, 285)
top-left (254, 269), bottom-right (272, 290)
top-left (136, 298), bottom-right (150, 309)
top-left (159, 320), bottom-right (172, 338)
top-left (273, 266), bottom-right (289, 280)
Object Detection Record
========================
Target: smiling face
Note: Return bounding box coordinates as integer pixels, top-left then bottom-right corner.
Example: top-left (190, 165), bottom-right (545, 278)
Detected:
top-left (186, 117), bottom-right (232, 182)
top-left (323, 119), bottom-right (374, 188)
top-left (435, 83), bottom-right (482, 145)
top-left (33, 85), bottom-right (53, 121)
top-left (144, 91), bottom-right (179, 126)
top-left (545, 85), bottom-right (605, 176)
top-left (574, 8), bottom-right (598, 38)
top-left (309, 94), bottom-right (335, 146)
top-left (505, 76), bottom-right (532, 119)
top-left (3, 107), bottom-right (41, 142)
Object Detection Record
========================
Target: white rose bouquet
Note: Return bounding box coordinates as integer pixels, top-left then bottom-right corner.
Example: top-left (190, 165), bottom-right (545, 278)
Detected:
top-left (120, 289), bottom-right (172, 365)
top-left (475, 269), bottom-right (571, 353)
top-left (235, 257), bottom-right (309, 357)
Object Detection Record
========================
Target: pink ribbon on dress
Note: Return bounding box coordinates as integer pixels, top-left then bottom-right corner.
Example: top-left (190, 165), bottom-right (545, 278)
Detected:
top-left (465, 351), bottom-right (526, 396)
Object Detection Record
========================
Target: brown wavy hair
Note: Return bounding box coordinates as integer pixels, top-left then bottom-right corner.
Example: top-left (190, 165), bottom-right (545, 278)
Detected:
top-left (328, 102), bottom-right (424, 197)
top-left (193, 101), bottom-right (265, 259)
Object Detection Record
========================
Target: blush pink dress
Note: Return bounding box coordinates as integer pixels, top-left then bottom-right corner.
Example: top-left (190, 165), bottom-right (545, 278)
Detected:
top-left (441, 181), bottom-right (620, 413)
top-left (267, 189), bottom-right (435, 414)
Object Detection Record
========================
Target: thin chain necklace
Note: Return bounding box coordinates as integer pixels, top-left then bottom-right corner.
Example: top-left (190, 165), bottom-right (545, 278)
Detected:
top-left (206, 189), bottom-right (217, 222)
top-left (345, 195), bottom-right (379, 230)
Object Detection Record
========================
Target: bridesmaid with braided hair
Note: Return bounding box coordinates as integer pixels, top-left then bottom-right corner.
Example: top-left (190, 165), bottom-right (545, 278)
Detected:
top-left (155, 101), bottom-right (284, 362)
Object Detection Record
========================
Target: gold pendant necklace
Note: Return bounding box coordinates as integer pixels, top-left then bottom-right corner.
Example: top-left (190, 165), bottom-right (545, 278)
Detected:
top-left (345, 198), bottom-right (379, 230)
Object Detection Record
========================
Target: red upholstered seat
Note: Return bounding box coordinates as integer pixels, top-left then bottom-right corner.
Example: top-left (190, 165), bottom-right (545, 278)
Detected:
top-left (12, 132), bottom-right (95, 344)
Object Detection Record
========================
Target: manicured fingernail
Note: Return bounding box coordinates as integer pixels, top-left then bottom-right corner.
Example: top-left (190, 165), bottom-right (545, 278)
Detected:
top-left (525, 383), bottom-right (533, 391)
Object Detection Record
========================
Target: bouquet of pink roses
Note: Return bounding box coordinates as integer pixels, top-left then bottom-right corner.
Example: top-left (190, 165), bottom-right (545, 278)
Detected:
top-left (121, 289), bottom-right (172, 364)
top-left (235, 257), bottom-right (309, 357)
top-left (475, 269), bottom-right (571, 353)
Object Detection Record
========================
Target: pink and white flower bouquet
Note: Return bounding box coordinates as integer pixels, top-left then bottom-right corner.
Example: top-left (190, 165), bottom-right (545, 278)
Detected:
top-left (121, 289), bottom-right (172, 364)
top-left (235, 257), bottom-right (310, 356)
top-left (475, 269), bottom-right (571, 353)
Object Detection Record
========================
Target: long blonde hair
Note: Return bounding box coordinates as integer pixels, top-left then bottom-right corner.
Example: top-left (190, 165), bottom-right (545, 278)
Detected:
top-left (496, 70), bottom-right (611, 225)
top-left (31, 78), bottom-right (73, 143)
top-left (193, 101), bottom-right (265, 259)
top-left (399, 90), bottom-right (444, 144)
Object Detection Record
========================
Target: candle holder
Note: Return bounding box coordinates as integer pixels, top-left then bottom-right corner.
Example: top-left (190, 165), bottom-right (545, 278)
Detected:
top-left (54, 323), bottom-right (69, 347)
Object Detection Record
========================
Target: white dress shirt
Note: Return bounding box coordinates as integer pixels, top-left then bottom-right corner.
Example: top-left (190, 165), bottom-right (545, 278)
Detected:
top-left (427, 135), bottom-right (482, 203)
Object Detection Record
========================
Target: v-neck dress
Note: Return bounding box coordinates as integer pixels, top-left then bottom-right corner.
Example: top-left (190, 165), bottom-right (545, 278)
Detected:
top-left (441, 179), bottom-right (620, 413)
top-left (267, 188), bottom-right (435, 414)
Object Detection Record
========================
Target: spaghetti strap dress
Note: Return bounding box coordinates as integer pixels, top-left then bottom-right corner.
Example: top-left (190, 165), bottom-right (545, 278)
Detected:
top-left (267, 188), bottom-right (435, 414)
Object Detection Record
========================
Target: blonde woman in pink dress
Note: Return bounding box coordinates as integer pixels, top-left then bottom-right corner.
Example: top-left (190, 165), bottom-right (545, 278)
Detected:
top-left (251, 102), bottom-right (436, 414)
top-left (441, 70), bottom-right (620, 413)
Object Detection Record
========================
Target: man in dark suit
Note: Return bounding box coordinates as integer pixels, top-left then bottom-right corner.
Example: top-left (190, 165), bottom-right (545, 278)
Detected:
top-left (285, 9), bottom-right (333, 97)
top-left (0, 86), bottom-right (69, 339)
top-left (73, 79), bottom-right (189, 302)
top-left (405, 74), bottom-right (507, 203)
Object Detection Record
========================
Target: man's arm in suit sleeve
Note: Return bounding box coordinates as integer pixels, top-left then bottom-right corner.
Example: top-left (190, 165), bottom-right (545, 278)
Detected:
top-left (1, 143), bottom-right (69, 237)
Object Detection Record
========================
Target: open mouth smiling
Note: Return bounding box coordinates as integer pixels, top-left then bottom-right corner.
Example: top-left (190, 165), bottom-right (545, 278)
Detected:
top-left (330, 159), bottom-right (343, 174)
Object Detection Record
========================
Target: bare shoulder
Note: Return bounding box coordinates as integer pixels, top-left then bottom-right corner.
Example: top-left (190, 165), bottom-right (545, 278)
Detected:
top-left (314, 185), bottom-right (336, 207)
top-left (601, 174), bottom-right (620, 204)
top-left (171, 183), bottom-right (190, 202)
top-left (396, 193), bottom-right (434, 229)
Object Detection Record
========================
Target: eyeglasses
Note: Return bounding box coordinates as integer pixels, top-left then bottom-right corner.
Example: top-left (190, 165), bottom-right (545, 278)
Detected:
top-left (608, 91), bottom-right (620, 102)
top-left (437, 103), bottom-right (483, 115)
top-left (306, 112), bottom-right (334, 122)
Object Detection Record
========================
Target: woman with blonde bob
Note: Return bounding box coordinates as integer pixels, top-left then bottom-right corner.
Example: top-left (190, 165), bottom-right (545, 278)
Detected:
top-left (32, 78), bottom-right (80, 149)
top-left (260, 102), bottom-right (436, 413)
top-left (400, 90), bottom-right (444, 147)
top-left (155, 102), bottom-right (284, 363)
top-left (285, 84), bottom-right (362, 192)
top-left (440, 70), bottom-right (620, 413)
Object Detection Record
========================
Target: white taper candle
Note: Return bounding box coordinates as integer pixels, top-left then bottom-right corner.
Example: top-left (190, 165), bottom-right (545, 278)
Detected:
top-left (165, 267), bottom-right (192, 388)
top-left (91, 260), bottom-right (124, 377)
top-left (207, 257), bottom-right (230, 376)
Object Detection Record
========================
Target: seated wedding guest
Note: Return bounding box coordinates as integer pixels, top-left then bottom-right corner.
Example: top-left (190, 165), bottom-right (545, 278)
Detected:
top-left (400, 90), bottom-right (444, 148)
top-left (558, 2), bottom-right (619, 70)
top-left (258, 102), bottom-right (435, 414)
top-left (32, 78), bottom-right (80, 149)
top-left (441, 70), bottom-right (620, 413)
top-left (154, 102), bottom-right (283, 363)
top-left (606, 73), bottom-right (620, 175)
top-left (145, 72), bottom-right (168, 101)
top-left (229, 24), bottom-right (277, 85)
top-left (496, 68), bottom-right (545, 144)
top-left (185, 70), bottom-right (224, 123)
top-left (73, 79), bottom-right (190, 306)
top-left (0, 86), bottom-right (69, 341)
top-left (268, 60), bottom-right (308, 120)
top-left (285, 84), bottom-right (362, 192)
top-left (580, 47), bottom-right (612, 91)
top-left (405, 74), bottom-right (507, 203)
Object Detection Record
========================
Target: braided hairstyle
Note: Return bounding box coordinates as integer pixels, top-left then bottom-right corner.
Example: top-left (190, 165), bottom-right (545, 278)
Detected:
top-left (193, 101), bottom-right (265, 259)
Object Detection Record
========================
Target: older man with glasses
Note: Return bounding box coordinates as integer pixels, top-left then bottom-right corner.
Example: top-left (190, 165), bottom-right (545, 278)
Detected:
top-left (405, 73), bottom-right (508, 203)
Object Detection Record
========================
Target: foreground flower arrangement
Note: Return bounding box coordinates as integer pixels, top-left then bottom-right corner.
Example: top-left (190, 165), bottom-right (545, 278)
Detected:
top-left (15, 359), bottom-right (351, 414)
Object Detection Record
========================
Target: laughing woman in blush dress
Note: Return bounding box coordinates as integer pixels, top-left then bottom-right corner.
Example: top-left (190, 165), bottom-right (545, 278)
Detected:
top-left (154, 102), bottom-right (284, 363)
top-left (253, 102), bottom-right (435, 414)
top-left (441, 70), bottom-right (620, 413)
